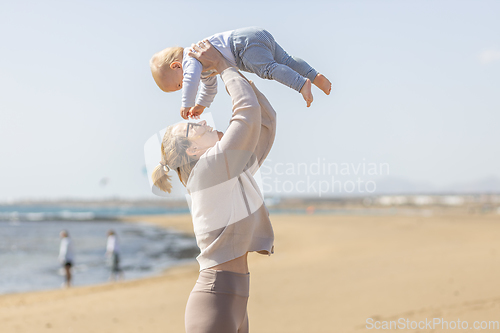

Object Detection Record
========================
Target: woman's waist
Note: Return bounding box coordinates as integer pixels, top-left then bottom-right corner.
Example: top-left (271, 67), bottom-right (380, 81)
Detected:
top-left (204, 252), bottom-right (249, 274)
top-left (195, 261), bottom-right (250, 296)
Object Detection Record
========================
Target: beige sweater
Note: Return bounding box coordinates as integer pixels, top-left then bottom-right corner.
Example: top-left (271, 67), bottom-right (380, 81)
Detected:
top-left (186, 67), bottom-right (277, 271)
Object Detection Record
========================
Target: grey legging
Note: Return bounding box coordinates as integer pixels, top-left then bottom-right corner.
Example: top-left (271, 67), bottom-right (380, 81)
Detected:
top-left (185, 269), bottom-right (250, 333)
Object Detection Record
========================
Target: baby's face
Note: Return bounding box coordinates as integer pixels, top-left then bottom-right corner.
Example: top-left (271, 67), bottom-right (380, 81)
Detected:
top-left (160, 65), bottom-right (183, 92)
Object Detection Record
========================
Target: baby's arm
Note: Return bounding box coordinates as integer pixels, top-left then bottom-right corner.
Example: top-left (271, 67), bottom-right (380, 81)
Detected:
top-left (181, 55), bottom-right (203, 119)
top-left (187, 104), bottom-right (205, 119)
top-left (195, 75), bottom-right (217, 109)
top-left (185, 74), bottom-right (217, 119)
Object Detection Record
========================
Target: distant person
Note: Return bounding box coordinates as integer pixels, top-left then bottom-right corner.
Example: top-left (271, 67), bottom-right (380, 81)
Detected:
top-left (106, 230), bottom-right (123, 281)
top-left (58, 230), bottom-right (74, 288)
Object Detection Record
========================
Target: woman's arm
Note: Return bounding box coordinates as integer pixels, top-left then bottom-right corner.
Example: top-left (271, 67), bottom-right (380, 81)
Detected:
top-left (246, 81), bottom-right (277, 175)
top-left (188, 42), bottom-right (262, 179)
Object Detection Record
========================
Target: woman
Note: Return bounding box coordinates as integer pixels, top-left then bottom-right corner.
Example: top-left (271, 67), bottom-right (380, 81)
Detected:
top-left (151, 41), bottom-right (276, 333)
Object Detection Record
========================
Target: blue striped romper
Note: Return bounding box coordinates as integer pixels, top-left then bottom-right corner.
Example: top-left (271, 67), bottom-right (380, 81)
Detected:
top-left (229, 27), bottom-right (318, 92)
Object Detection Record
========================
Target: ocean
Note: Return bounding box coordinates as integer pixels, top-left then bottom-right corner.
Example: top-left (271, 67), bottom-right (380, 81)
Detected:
top-left (0, 205), bottom-right (198, 295)
top-left (0, 202), bottom-right (432, 295)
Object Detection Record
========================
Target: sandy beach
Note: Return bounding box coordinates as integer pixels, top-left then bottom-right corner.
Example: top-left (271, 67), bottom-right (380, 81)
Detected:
top-left (1, 213), bottom-right (500, 333)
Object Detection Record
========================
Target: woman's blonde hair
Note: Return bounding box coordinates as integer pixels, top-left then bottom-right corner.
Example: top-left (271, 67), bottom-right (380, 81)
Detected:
top-left (151, 124), bottom-right (198, 193)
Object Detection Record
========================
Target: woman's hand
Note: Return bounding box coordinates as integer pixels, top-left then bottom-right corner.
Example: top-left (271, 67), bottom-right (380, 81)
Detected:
top-left (187, 40), bottom-right (231, 74)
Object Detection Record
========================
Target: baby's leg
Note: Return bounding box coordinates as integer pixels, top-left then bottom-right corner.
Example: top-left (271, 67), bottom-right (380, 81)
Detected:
top-left (274, 43), bottom-right (331, 95)
top-left (273, 43), bottom-right (317, 83)
top-left (241, 44), bottom-right (313, 106)
top-left (241, 44), bottom-right (307, 92)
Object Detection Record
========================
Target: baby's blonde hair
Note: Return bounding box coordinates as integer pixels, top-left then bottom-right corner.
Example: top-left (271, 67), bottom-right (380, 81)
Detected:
top-left (150, 46), bottom-right (184, 88)
top-left (151, 124), bottom-right (198, 193)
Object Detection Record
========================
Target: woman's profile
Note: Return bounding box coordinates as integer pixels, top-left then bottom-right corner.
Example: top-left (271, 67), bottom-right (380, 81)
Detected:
top-left (151, 40), bottom-right (277, 333)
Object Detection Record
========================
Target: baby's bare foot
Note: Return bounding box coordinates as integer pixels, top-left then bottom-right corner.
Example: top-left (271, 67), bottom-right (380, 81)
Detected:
top-left (313, 73), bottom-right (332, 95)
top-left (300, 79), bottom-right (313, 107)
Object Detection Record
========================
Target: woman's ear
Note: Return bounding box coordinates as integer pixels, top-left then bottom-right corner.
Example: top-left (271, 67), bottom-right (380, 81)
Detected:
top-left (170, 61), bottom-right (182, 70)
top-left (186, 146), bottom-right (198, 157)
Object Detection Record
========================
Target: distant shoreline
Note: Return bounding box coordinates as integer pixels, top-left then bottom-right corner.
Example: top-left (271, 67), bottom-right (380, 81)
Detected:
top-left (117, 214), bottom-right (195, 234)
top-left (2, 194), bottom-right (500, 217)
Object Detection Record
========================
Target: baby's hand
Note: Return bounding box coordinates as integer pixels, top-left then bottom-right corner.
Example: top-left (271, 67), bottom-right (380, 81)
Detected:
top-left (180, 107), bottom-right (191, 120)
top-left (188, 105), bottom-right (206, 119)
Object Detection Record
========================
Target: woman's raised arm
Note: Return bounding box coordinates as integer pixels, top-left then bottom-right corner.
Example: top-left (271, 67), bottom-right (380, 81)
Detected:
top-left (188, 41), bottom-right (262, 180)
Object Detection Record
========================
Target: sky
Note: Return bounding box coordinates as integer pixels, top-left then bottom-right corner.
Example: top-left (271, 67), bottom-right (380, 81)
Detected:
top-left (0, 0), bottom-right (499, 201)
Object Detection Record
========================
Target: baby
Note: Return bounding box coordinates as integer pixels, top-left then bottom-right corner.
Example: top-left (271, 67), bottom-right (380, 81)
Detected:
top-left (150, 27), bottom-right (331, 119)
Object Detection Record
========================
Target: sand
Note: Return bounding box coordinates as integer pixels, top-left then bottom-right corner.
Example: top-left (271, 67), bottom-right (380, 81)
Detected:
top-left (1, 213), bottom-right (500, 333)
